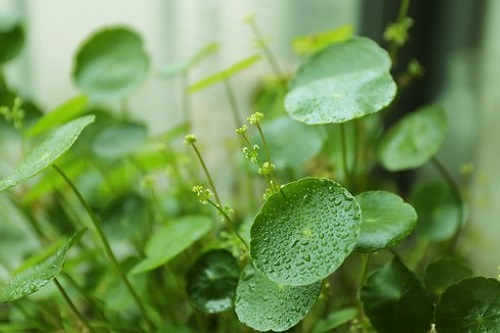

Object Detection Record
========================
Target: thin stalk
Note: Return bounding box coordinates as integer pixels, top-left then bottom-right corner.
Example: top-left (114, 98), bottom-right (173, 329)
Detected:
top-left (248, 20), bottom-right (284, 78)
top-left (339, 123), bottom-right (351, 186)
top-left (389, 0), bottom-right (412, 64)
top-left (206, 198), bottom-right (249, 251)
top-left (223, 79), bottom-right (243, 129)
top-left (356, 254), bottom-right (371, 328)
top-left (181, 71), bottom-right (192, 133)
top-left (52, 164), bottom-right (155, 331)
top-left (189, 142), bottom-right (221, 205)
top-left (53, 278), bottom-right (97, 333)
top-left (431, 157), bottom-right (465, 251)
top-left (256, 123), bottom-right (272, 164)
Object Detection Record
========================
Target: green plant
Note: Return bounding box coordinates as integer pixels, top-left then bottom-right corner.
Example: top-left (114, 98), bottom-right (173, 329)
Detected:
top-left (1, 4), bottom-right (499, 333)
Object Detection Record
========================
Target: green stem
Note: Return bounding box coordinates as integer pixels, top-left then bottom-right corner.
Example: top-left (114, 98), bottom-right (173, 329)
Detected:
top-left (189, 142), bottom-right (222, 205)
top-left (206, 198), bottom-right (249, 251)
top-left (181, 71), bottom-right (192, 133)
top-left (256, 123), bottom-right (272, 164)
top-left (248, 21), bottom-right (284, 78)
top-left (52, 164), bottom-right (155, 331)
top-left (389, 0), bottom-right (412, 64)
top-left (431, 157), bottom-right (465, 251)
top-left (339, 123), bottom-right (351, 186)
top-left (53, 278), bottom-right (97, 333)
top-left (360, 253), bottom-right (371, 287)
top-left (223, 79), bottom-right (243, 129)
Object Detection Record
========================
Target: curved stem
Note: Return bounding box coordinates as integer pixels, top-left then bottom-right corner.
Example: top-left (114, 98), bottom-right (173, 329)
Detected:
top-left (54, 278), bottom-right (97, 333)
top-left (189, 142), bottom-right (221, 205)
top-left (52, 164), bottom-right (155, 331)
top-left (223, 79), bottom-right (243, 129)
top-left (206, 198), bottom-right (249, 251)
top-left (248, 20), bottom-right (284, 78)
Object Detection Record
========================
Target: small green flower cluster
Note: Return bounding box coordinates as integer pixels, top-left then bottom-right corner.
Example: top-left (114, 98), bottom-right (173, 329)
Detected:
top-left (0, 97), bottom-right (25, 129)
top-left (192, 185), bottom-right (214, 205)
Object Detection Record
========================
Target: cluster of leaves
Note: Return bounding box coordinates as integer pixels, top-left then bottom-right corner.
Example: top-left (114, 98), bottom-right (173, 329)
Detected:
top-left (0, 9), bottom-right (499, 333)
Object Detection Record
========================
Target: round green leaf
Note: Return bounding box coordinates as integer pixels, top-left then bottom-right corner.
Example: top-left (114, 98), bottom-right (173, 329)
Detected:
top-left (0, 229), bottom-right (85, 302)
top-left (354, 191), bottom-right (417, 253)
top-left (435, 277), bottom-right (500, 333)
top-left (186, 249), bottom-right (240, 314)
top-left (92, 121), bottom-right (147, 159)
top-left (378, 105), bottom-right (447, 171)
top-left (424, 257), bottom-right (473, 297)
top-left (235, 264), bottom-right (321, 332)
top-left (412, 181), bottom-right (460, 241)
top-left (250, 177), bottom-right (361, 286)
top-left (0, 115), bottom-right (95, 191)
top-left (256, 116), bottom-right (326, 170)
top-left (129, 215), bottom-right (212, 275)
top-left (360, 256), bottom-right (434, 333)
top-left (285, 37), bottom-right (396, 124)
top-left (73, 27), bottom-right (150, 100)
top-left (0, 17), bottom-right (24, 64)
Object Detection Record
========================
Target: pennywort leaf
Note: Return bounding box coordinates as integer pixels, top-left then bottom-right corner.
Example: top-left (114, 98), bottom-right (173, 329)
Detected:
top-left (285, 37), bottom-right (396, 124)
top-left (235, 264), bottom-right (321, 332)
top-left (250, 177), bottom-right (361, 286)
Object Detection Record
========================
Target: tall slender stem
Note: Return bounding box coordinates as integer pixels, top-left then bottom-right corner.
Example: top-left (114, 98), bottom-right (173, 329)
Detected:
top-left (223, 79), bottom-right (243, 129)
top-left (248, 20), bottom-right (284, 78)
top-left (53, 278), bottom-right (97, 333)
top-left (181, 71), bottom-right (192, 133)
top-left (52, 164), bottom-right (155, 331)
top-left (189, 143), bottom-right (221, 206)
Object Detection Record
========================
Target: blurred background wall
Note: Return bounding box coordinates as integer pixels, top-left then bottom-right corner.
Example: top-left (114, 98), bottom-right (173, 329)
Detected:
top-left (0, 0), bottom-right (498, 276)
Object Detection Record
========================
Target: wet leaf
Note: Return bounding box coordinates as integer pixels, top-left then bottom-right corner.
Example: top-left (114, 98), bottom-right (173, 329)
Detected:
top-left (285, 37), bottom-right (396, 124)
top-left (354, 191), bottom-right (417, 252)
top-left (235, 264), bottom-right (321, 332)
top-left (186, 249), bottom-right (240, 313)
top-left (378, 105), bottom-right (447, 171)
top-left (250, 177), bottom-right (361, 286)
top-left (0, 229), bottom-right (86, 302)
top-left (0, 115), bottom-right (95, 191)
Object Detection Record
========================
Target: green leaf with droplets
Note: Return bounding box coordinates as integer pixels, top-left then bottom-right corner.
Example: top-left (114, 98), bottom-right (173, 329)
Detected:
top-left (424, 257), bottom-right (473, 297)
top-left (186, 249), bottom-right (240, 314)
top-left (129, 215), bottom-right (212, 275)
top-left (411, 181), bottom-right (460, 241)
top-left (354, 191), bottom-right (417, 253)
top-left (73, 27), bottom-right (150, 100)
top-left (91, 121), bottom-right (147, 159)
top-left (235, 264), bottom-right (321, 332)
top-left (250, 177), bottom-right (361, 286)
top-left (27, 95), bottom-right (88, 137)
top-left (378, 105), bottom-right (447, 171)
top-left (0, 229), bottom-right (86, 302)
top-left (435, 277), bottom-right (500, 333)
top-left (0, 17), bottom-right (24, 64)
top-left (188, 54), bottom-right (261, 93)
top-left (292, 24), bottom-right (354, 56)
top-left (0, 115), bottom-right (95, 191)
top-left (360, 256), bottom-right (434, 333)
top-left (285, 37), bottom-right (396, 124)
